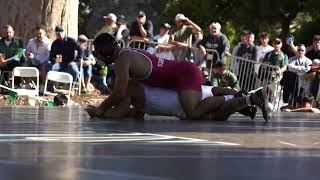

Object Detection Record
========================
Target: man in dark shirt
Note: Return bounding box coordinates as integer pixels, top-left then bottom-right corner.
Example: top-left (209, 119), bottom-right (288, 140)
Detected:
top-left (129, 11), bottom-right (153, 41)
top-left (236, 32), bottom-right (259, 90)
top-left (49, 25), bottom-right (83, 85)
top-left (0, 25), bottom-right (24, 71)
top-left (198, 22), bottom-right (230, 65)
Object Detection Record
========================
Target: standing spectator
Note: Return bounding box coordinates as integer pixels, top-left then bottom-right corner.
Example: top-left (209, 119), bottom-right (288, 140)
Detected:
top-left (198, 22), bottom-right (230, 66)
top-left (169, 13), bottom-right (201, 60)
top-left (287, 44), bottom-right (312, 99)
top-left (305, 35), bottom-right (320, 99)
top-left (129, 11), bottom-right (153, 41)
top-left (77, 35), bottom-right (95, 93)
top-left (232, 30), bottom-right (248, 74)
top-left (0, 25), bottom-right (24, 72)
top-left (154, 23), bottom-right (174, 60)
top-left (24, 26), bottom-right (52, 92)
top-left (256, 32), bottom-right (274, 75)
top-left (262, 38), bottom-right (288, 109)
top-left (95, 13), bottom-right (117, 37)
top-left (114, 15), bottom-right (129, 42)
top-left (49, 25), bottom-right (84, 86)
top-left (236, 32), bottom-right (259, 89)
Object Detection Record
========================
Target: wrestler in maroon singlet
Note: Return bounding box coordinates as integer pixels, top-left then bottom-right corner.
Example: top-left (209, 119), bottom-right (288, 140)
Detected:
top-left (119, 48), bottom-right (203, 93)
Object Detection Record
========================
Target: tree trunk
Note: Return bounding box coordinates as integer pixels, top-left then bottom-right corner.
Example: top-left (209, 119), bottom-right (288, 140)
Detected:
top-left (0, 0), bottom-right (79, 44)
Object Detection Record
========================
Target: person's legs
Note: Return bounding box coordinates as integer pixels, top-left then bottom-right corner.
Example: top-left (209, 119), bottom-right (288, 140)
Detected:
top-left (83, 64), bottom-right (92, 90)
top-left (67, 62), bottom-right (80, 86)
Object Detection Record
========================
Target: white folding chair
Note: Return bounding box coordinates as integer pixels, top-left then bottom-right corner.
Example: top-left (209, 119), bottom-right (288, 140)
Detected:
top-left (43, 71), bottom-right (73, 105)
top-left (12, 67), bottom-right (39, 97)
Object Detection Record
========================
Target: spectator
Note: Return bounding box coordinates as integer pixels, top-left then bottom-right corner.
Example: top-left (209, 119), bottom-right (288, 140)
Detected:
top-left (154, 23), bottom-right (174, 60)
top-left (198, 22), bottom-right (230, 66)
top-left (305, 35), bottom-right (320, 99)
top-left (232, 30), bottom-right (248, 74)
top-left (0, 25), bottom-right (24, 72)
top-left (114, 15), bottom-right (129, 42)
top-left (211, 60), bottom-right (240, 95)
top-left (287, 44), bottom-right (313, 98)
top-left (261, 38), bottom-right (288, 109)
top-left (308, 59), bottom-right (320, 100)
top-left (169, 13), bottom-right (201, 60)
top-left (236, 32), bottom-right (259, 89)
top-left (281, 95), bottom-right (320, 113)
top-left (77, 34), bottom-right (95, 93)
top-left (257, 32), bottom-right (274, 62)
top-left (201, 68), bottom-right (212, 85)
top-left (91, 63), bottom-right (112, 95)
top-left (191, 31), bottom-right (205, 67)
top-left (95, 13), bottom-right (117, 37)
top-left (129, 11), bottom-right (153, 41)
top-left (24, 26), bottom-right (52, 91)
top-left (49, 25), bottom-right (84, 86)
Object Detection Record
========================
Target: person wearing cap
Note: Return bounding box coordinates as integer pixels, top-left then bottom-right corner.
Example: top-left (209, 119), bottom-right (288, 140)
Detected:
top-left (114, 14), bottom-right (129, 42)
top-left (197, 22), bottom-right (230, 66)
top-left (0, 25), bottom-right (24, 72)
top-left (153, 23), bottom-right (174, 60)
top-left (211, 60), bottom-right (240, 95)
top-left (49, 25), bottom-right (84, 86)
top-left (129, 11), bottom-right (153, 41)
top-left (77, 34), bottom-right (95, 93)
top-left (24, 26), bottom-right (52, 91)
top-left (95, 13), bottom-right (117, 37)
top-left (260, 38), bottom-right (288, 109)
top-left (169, 13), bottom-right (201, 60)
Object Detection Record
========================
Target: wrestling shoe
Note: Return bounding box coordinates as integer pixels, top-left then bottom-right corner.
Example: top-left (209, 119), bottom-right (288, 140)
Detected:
top-left (235, 90), bottom-right (256, 119)
top-left (250, 87), bottom-right (270, 122)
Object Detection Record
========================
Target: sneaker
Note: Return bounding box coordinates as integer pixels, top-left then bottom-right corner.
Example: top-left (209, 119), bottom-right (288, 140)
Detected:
top-left (234, 90), bottom-right (249, 98)
top-left (250, 87), bottom-right (270, 122)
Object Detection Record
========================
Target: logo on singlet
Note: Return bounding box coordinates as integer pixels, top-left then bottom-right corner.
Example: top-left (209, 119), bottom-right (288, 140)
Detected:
top-left (157, 58), bottom-right (165, 67)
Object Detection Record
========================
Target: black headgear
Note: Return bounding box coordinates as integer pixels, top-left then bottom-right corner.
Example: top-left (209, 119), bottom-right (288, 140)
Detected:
top-left (93, 33), bottom-right (119, 64)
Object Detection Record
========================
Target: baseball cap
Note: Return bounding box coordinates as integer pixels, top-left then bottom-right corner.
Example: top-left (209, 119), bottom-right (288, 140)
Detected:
top-left (213, 60), bottom-right (226, 68)
top-left (175, 13), bottom-right (187, 21)
top-left (55, 25), bottom-right (64, 33)
top-left (160, 23), bottom-right (171, 29)
top-left (310, 59), bottom-right (320, 70)
top-left (78, 34), bottom-right (88, 42)
top-left (137, 11), bottom-right (146, 17)
top-left (103, 13), bottom-right (117, 22)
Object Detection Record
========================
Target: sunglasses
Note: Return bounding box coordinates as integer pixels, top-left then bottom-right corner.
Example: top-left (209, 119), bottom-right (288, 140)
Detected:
top-left (297, 49), bottom-right (305, 52)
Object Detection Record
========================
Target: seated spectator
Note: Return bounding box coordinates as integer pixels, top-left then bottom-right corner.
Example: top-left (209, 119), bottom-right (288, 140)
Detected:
top-left (77, 34), bottom-right (95, 93)
top-left (129, 11), bottom-right (153, 42)
top-left (154, 23), bottom-right (174, 60)
top-left (198, 22), bottom-right (230, 66)
top-left (169, 13), bottom-right (201, 60)
top-left (211, 60), bottom-right (240, 96)
top-left (281, 95), bottom-right (320, 113)
top-left (201, 68), bottom-right (212, 85)
top-left (0, 25), bottom-right (24, 72)
top-left (24, 26), bottom-right (52, 92)
top-left (114, 15), bottom-right (129, 42)
top-left (91, 63), bottom-right (112, 95)
top-left (49, 25), bottom-right (83, 86)
top-left (95, 13), bottom-right (117, 37)
top-left (287, 44), bottom-right (312, 98)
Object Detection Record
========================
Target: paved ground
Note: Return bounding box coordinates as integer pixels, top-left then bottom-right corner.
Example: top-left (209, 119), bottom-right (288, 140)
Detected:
top-left (0, 106), bottom-right (319, 180)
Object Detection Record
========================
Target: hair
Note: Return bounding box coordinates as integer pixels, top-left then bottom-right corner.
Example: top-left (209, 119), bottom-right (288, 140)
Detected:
top-left (297, 95), bottom-right (314, 106)
top-left (297, 44), bottom-right (306, 48)
top-left (35, 25), bottom-right (47, 32)
top-left (246, 31), bottom-right (254, 37)
top-left (240, 30), bottom-right (249, 37)
top-left (210, 22), bottom-right (221, 30)
top-left (53, 93), bottom-right (68, 106)
top-left (3, 24), bottom-right (13, 30)
top-left (313, 35), bottom-right (320, 42)
top-left (260, 32), bottom-right (269, 39)
top-left (93, 33), bottom-right (116, 48)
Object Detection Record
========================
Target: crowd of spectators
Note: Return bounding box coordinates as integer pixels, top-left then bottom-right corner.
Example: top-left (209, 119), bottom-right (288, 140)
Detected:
top-left (0, 10), bottom-right (319, 111)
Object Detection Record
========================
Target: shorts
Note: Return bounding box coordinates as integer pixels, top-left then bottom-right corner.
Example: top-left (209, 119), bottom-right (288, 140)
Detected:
top-left (143, 85), bottom-right (185, 118)
top-left (143, 85), bottom-right (214, 119)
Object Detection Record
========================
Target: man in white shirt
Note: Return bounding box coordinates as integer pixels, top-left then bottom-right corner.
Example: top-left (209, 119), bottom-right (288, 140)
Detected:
top-left (255, 32), bottom-right (274, 74)
top-left (287, 44), bottom-right (313, 96)
top-left (25, 26), bottom-right (52, 90)
top-left (154, 23), bottom-right (174, 60)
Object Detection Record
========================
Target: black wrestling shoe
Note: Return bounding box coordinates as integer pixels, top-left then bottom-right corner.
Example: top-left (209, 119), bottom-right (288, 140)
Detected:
top-left (238, 106), bottom-right (257, 119)
top-left (250, 87), bottom-right (270, 122)
top-left (234, 90), bottom-right (249, 98)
